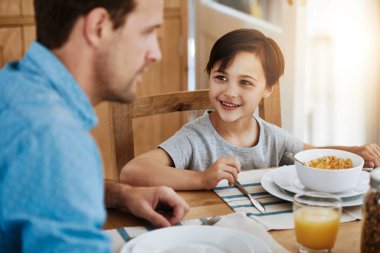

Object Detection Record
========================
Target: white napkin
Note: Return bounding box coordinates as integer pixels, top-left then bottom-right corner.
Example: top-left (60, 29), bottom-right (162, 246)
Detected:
top-left (105, 212), bottom-right (289, 253)
top-left (214, 168), bottom-right (363, 230)
top-left (212, 213), bottom-right (290, 253)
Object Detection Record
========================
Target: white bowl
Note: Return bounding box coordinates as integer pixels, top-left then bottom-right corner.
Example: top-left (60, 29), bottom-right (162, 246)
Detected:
top-left (294, 149), bottom-right (364, 193)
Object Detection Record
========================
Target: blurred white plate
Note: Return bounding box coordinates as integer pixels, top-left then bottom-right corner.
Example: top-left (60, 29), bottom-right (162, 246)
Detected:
top-left (120, 225), bottom-right (272, 253)
top-left (272, 166), bottom-right (369, 198)
top-left (261, 168), bottom-right (365, 207)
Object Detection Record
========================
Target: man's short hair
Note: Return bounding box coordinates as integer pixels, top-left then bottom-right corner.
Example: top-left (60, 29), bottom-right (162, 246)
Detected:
top-left (34, 0), bottom-right (136, 49)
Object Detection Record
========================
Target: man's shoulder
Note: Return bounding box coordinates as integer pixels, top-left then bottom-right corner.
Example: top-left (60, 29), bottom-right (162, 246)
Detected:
top-left (1, 61), bottom-right (51, 106)
top-left (2, 87), bottom-right (77, 127)
top-left (0, 84), bottom-right (84, 149)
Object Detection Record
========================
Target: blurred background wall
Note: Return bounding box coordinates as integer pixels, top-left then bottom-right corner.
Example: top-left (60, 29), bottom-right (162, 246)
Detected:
top-left (303, 0), bottom-right (380, 146)
top-left (190, 0), bottom-right (380, 146)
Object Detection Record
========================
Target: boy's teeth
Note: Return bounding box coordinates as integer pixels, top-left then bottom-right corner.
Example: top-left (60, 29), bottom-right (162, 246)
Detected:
top-left (221, 101), bottom-right (239, 107)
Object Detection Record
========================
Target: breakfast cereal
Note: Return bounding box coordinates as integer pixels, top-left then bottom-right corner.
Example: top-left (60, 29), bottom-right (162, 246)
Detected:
top-left (307, 156), bottom-right (353, 169)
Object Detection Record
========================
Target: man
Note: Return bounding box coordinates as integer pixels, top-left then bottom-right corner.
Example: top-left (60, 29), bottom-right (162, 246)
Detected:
top-left (0, 0), bottom-right (189, 252)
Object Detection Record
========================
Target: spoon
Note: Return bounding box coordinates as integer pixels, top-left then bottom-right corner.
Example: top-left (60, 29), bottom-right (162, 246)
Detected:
top-left (201, 216), bottom-right (221, 226)
top-left (284, 152), bottom-right (308, 166)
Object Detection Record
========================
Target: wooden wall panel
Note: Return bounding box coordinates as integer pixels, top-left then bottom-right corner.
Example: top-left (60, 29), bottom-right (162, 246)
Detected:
top-left (22, 0), bottom-right (34, 15)
top-left (0, 0), bottom-right (21, 16)
top-left (92, 102), bottom-right (118, 180)
top-left (158, 16), bottom-right (184, 148)
top-left (164, 0), bottom-right (181, 8)
top-left (0, 28), bottom-right (22, 67)
top-left (0, 45), bottom-right (3, 66)
top-left (0, 0), bottom-right (35, 67)
top-left (22, 25), bottom-right (35, 51)
top-left (132, 6), bottom-right (187, 156)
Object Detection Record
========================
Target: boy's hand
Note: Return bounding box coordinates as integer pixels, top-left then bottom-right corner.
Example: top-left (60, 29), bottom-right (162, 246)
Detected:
top-left (201, 157), bottom-right (241, 189)
top-left (352, 143), bottom-right (380, 168)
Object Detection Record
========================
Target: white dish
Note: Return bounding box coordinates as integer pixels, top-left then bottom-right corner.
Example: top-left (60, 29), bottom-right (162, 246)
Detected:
top-left (294, 149), bottom-right (364, 193)
top-left (120, 225), bottom-right (272, 253)
top-left (272, 165), bottom-right (369, 198)
top-left (261, 169), bottom-right (365, 207)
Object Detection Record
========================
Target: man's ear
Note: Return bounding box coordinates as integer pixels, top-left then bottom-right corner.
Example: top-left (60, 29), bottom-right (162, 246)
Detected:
top-left (83, 7), bottom-right (113, 47)
top-left (263, 85), bottom-right (274, 98)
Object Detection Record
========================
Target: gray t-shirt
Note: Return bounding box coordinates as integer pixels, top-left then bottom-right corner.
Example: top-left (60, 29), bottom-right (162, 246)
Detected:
top-left (159, 110), bottom-right (304, 171)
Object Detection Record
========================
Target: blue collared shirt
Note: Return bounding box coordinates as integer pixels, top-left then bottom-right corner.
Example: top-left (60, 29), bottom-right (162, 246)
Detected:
top-left (0, 41), bottom-right (110, 252)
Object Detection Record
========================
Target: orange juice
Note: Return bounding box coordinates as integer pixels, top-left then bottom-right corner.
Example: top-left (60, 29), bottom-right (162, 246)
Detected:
top-left (294, 206), bottom-right (340, 250)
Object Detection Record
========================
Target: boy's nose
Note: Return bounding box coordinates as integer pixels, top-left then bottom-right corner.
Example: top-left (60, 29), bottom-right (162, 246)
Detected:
top-left (223, 84), bottom-right (239, 98)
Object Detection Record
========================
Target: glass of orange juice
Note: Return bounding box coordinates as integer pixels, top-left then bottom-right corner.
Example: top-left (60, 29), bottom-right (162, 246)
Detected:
top-left (293, 192), bottom-right (342, 253)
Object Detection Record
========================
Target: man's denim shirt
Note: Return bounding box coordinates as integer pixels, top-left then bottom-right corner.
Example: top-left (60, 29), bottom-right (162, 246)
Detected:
top-left (0, 41), bottom-right (110, 252)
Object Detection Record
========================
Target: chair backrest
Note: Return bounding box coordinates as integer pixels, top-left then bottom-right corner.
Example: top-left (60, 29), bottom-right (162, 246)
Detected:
top-left (109, 87), bottom-right (281, 179)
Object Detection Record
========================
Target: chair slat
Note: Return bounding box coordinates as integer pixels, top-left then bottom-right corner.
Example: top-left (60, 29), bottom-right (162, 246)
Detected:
top-left (109, 87), bottom-right (281, 180)
top-left (132, 90), bottom-right (211, 118)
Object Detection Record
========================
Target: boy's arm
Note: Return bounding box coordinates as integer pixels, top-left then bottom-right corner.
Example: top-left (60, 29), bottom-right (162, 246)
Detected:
top-left (120, 149), bottom-right (240, 190)
top-left (304, 143), bottom-right (380, 168)
top-left (120, 148), bottom-right (205, 190)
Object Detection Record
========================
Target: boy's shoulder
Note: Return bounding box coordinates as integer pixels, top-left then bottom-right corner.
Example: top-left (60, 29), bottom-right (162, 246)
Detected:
top-left (183, 110), bottom-right (212, 129)
top-left (256, 116), bottom-right (290, 140)
top-left (175, 110), bottom-right (215, 140)
top-left (256, 116), bottom-right (282, 131)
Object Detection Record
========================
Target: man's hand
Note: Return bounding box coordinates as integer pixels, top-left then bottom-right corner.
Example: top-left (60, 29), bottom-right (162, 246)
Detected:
top-left (105, 182), bottom-right (189, 227)
top-left (351, 143), bottom-right (380, 168)
top-left (201, 157), bottom-right (241, 189)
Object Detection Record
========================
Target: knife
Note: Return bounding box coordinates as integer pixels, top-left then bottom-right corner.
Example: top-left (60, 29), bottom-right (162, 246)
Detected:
top-left (234, 180), bottom-right (266, 213)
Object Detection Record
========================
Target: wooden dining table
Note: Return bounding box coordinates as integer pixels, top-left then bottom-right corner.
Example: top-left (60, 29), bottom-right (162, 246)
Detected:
top-left (104, 188), bottom-right (363, 253)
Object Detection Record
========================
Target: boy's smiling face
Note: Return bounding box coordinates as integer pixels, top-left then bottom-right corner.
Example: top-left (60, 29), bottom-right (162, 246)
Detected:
top-left (208, 51), bottom-right (273, 123)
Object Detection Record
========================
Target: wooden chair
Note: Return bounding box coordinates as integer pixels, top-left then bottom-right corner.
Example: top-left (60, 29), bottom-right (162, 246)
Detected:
top-left (109, 86), bottom-right (281, 180)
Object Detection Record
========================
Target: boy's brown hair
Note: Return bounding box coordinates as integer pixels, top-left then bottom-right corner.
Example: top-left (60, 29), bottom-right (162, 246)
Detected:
top-left (205, 29), bottom-right (285, 87)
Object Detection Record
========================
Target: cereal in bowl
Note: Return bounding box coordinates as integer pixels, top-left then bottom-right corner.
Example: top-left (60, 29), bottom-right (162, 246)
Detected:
top-left (307, 156), bottom-right (353, 170)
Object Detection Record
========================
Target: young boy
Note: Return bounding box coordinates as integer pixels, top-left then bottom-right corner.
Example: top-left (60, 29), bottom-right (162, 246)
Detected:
top-left (120, 29), bottom-right (380, 190)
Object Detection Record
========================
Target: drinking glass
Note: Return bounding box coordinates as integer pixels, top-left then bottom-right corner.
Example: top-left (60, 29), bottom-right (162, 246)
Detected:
top-left (293, 192), bottom-right (342, 253)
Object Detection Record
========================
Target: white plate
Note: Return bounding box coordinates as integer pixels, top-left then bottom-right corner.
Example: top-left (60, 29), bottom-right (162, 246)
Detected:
top-left (261, 169), bottom-right (365, 207)
top-left (120, 225), bottom-right (272, 253)
top-left (272, 165), bottom-right (370, 198)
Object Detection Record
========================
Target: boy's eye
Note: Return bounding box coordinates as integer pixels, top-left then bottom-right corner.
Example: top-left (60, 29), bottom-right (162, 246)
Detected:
top-left (240, 80), bottom-right (253, 86)
top-left (215, 75), bottom-right (227, 81)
